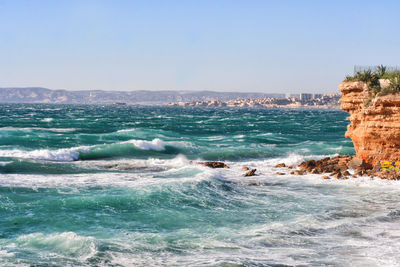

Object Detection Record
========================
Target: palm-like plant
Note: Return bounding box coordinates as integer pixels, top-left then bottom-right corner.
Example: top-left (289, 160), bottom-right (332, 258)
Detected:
top-left (389, 74), bottom-right (400, 93)
top-left (355, 69), bottom-right (374, 83)
top-left (376, 65), bottom-right (387, 78)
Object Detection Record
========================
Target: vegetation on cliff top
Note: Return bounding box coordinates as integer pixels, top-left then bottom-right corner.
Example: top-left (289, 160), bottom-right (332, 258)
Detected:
top-left (345, 65), bottom-right (400, 97)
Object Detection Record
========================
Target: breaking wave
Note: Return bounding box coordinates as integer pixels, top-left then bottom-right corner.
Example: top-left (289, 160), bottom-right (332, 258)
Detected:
top-left (0, 138), bottom-right (173, 162)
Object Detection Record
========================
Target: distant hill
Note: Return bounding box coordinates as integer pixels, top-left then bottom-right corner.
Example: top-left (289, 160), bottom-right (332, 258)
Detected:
top-left (0, 87), bottom-right (285, 104)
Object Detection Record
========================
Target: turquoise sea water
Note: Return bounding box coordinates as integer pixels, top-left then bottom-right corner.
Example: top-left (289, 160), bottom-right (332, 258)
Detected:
top-left (1, 104), bottom-right (400, 266)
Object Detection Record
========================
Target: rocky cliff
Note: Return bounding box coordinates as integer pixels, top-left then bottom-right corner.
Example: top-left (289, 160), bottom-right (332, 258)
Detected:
top-left (339, 81), bottom-right (400, 165)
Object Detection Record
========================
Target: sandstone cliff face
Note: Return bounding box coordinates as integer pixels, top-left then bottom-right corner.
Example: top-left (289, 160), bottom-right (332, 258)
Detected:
top-left (339, 81), bottom-right (400, 165)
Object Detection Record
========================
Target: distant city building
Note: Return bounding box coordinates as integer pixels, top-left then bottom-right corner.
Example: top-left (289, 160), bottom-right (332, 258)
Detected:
top-left (285, 93), bottom-right (299, 99)
top-left (313, 94), bottom-right (323, 99)
top-left (300, 93), bottom-right (312, 101)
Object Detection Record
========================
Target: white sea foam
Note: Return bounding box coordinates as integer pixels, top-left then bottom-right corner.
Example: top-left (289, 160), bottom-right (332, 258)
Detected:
top-left (117, 128), bottom-right (135, 133)
top-left (0, 127), bottom-right (76, 133)
top-left (41, 118), bottom-right (53, 122)
top-left (0, 155), bottom-right (212, 188)
top-left (126, 138), bottom-right (166, 151)
top-left (0, 161), bottom-right (12, 166)
top-left (0, 147), bottom-right (88, 162)
top-left (0, 138), bottom-right (170, 162)
top-left (13, 232), bottom-right (96, 259)
top-left (2, 154), bottom-right (400, 266)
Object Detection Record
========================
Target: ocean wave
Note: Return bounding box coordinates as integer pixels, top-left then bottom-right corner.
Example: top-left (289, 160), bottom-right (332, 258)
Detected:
top-left (0, 147), bottom-right (85, 161)
top-left (0, 138), bottom-right (175, 162)
top-left (117, 128), bottom-right (135, 133)
top-left (0, 127), bottom-right (76, 133)
top-left (124, 138), bottom-right (166, 151)
top-left (0, 156), bottom-right (212, 188)
top-left (13, 232), bottom-right (96, 259)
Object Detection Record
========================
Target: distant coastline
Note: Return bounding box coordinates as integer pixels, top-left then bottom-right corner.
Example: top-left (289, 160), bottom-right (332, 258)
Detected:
top-left (167, 93), bottom-right (340, 110)
top-left (0, 87), bottom-right (338, 106)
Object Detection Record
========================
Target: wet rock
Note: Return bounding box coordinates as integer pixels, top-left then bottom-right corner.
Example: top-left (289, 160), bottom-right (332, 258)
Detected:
top-left (241, 166), bottom-right (249, 171)
top-left (195, 161), bottom-right (229, 168)
top-left (293, 170), bottom-right (305, 175)
top-left (247, 182), bottom-right (259, 186)
top-left (243, 169), bottom-right (257, 177)
top-left (354, 169), bottom-right (364, 176)
top-left (332, 172), bottom-right (342, 179)
top-left (342, 170), bottom-right (351, 176)
top-left (275, 172), bottom-right (285, 175)
top-left (376, 169), bottom-right (400, 180)
top-left (295, 156), bottom-right (354, 177)
top-left (275, 163), bottom-right (286, 168)
top-left (311, 169), bottom-right (320, 174)
top-left (348, 158), bottom-right (364, 170)
top-left (299, 160), bottom-right (316, 172)
top-left (322, 176), bottom-right (330, 179)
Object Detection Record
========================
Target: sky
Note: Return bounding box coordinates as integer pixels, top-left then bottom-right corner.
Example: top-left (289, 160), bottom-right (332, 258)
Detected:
top-left (0, 0), bottom-right (399, 93)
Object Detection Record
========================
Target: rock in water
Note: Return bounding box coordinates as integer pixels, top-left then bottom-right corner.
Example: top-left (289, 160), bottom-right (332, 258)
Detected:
top-left (275, 163), bottom-right (286, 168)
top-left (243, 169), bottom-right (256, 177)
top-left (193, 161), bottom-right (229, 168)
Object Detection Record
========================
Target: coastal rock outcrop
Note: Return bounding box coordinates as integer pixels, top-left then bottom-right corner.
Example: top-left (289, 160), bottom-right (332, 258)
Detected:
top-left (192, 161), bottom-right (230, 168)
top-left (339, 81), bottom-right (400, 166)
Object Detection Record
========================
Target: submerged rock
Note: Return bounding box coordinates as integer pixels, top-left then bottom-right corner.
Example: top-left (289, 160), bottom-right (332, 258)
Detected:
top-left (275, 163), bottom-right (286, 168)
top-left (243, 169), bottom-right (257, 177)
top-left (332, 172), bottom-right (342, 179)
top-left (241, 166), bottom-right (249, 170)
top-left (192, 161), bottom-right (229, 168)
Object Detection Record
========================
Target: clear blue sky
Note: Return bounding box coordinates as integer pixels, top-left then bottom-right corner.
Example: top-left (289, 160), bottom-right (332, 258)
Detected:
top-left (0, 0), bottom-right (399, 93)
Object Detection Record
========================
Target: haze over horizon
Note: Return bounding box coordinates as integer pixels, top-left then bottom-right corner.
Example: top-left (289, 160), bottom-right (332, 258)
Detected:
top-left (0, 0), bottom-right (399, 93)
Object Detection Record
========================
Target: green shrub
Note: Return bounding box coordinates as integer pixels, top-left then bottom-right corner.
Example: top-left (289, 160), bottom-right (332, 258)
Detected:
top-left (381, 70), bottom-right (400, 79)
top-left (376, 65), bottom-right (387, 77)
top-left (377, 74), bottom-right (400, 96)
top-left (389, 74), bottom-right (400, 92)
top-left (345, 75), bottom-right (358, 82)
top-left (344, 66), bottom-right (400, 97)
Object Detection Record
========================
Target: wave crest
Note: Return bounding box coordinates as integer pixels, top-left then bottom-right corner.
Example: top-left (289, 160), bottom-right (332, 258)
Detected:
top-left (127, 138), bottom-right (166, 151)
top-left (15, 232), bottom-right (96, 258)
top-left (0, 138), bottom-right (169, 162)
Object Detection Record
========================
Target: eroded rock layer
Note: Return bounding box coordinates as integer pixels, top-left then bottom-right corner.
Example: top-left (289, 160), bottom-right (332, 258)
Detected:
top-left (339, 81), bottom-right (400, 165)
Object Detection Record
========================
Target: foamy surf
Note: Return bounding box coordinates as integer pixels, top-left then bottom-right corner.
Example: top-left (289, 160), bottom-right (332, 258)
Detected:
top-left (11, 232), bottom-right (96, 259)
top-left (0, 138), bottom-right (177, 162)
top-left (3, 104), bottom-right (400, 266)
top-left (0, 147), bottom-right (84, 161)
top-left (124, 138), bottom-right (166, 151)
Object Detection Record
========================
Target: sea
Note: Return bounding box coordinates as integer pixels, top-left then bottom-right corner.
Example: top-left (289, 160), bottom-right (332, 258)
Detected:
top-left (1, 104), bottom-right (400, 266)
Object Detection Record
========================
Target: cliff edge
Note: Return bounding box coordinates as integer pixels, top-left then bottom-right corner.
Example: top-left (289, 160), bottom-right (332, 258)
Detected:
top-left (339, 81), bottom-right (400, 165)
